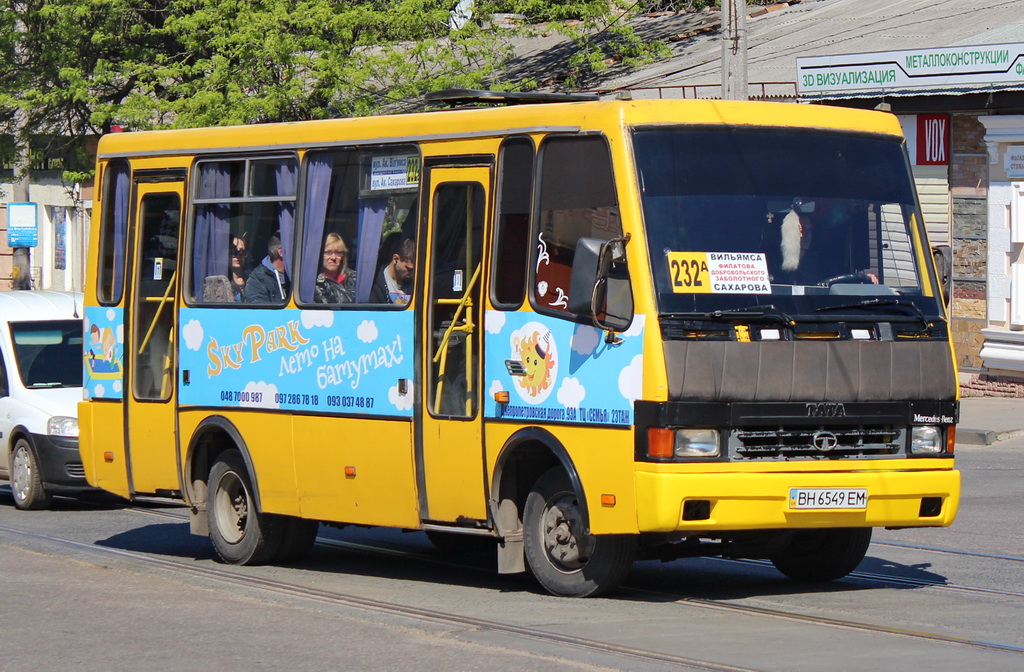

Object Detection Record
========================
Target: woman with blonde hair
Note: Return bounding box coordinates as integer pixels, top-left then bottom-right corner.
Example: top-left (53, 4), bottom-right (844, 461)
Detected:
top-left (314, 232), bottom-right (357, 303)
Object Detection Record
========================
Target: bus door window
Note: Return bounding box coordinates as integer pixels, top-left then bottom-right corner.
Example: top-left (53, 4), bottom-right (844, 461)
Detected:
top-left (98, 160), bottom-right (131, 304)
top-left (533, 136), bottom-right (625, 318)
top-left (132, 193), bottom-right (180, 400)
top-left (296, 147), bottom-right (420, 306)
top-left (491, 137), bottom-right (534, 308)
top-left (429, 183), bottom-right (484, 417)
top-left (190, 156), bottom-right (297, 304)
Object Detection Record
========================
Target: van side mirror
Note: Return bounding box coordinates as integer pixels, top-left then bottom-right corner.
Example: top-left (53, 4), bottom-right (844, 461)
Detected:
top-left (568, 235), bottom-right (633, 333)
top-left (932, 244), bottom-right (952, 308)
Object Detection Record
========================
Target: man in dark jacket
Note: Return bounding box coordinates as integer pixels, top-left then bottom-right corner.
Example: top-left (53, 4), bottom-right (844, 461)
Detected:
top-left (244, 235), bottom-right (290, 303)
top-left (369, 237), bottom-right (414, 305)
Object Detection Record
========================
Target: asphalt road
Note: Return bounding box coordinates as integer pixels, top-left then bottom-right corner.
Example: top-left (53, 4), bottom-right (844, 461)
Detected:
top-left (1, 437), bottom-right (1022, 672)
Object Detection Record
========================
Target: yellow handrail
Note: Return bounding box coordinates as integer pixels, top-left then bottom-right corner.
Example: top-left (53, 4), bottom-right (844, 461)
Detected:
top-left (138, 271), bottom-right (176, 355)
top-left (432, 264), bottom-right (481, 415)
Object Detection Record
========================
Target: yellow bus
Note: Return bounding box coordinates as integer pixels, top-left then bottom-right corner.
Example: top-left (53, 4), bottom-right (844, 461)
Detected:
top-left (79, 90), bottom-right (960, 597)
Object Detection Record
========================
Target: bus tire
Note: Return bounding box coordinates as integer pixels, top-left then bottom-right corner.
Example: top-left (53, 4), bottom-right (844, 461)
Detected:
top-left (770, 527), bottom-right (872, 582)
top-left (208, 450), bottom-right (284, 565)
top-left (10, 438), bottom-right (52, 510)
top-left (523, 467), bottom-right (635, 597)
top-left (274, 517), bottom-right (319, 563)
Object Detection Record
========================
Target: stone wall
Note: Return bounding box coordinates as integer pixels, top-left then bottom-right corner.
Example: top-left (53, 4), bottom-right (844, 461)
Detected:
top-left (961, 373), bottom-right (1024, 397)
top-left (950, 114), bottom-right (988, 195)
top-left (949, 114), bottom-right (989, 374)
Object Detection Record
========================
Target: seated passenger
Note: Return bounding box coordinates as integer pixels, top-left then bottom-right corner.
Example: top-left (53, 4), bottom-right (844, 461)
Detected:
top-left (369, 237), bottom-right (414, 305)
top-left (314, 233), bottom-right (356, 304)
top-left (229, 234), bottom-right (249, 302)
top-left (245, 235), bottom-right (290, 303)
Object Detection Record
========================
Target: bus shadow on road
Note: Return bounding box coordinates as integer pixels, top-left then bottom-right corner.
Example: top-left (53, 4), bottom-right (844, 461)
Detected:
top-left (90, 522), bottom-right (950, 599)
top-left (95, 521), bottom-right (216, 560)
top-left (618, 552), bottom-right (950, 602)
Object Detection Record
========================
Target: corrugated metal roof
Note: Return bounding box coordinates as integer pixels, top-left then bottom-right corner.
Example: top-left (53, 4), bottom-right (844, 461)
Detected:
top-left (562, 0), bottom-right (1024, 99)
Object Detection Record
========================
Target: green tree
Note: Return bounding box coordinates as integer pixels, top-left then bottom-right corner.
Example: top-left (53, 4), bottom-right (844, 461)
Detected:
top-left (1, 0), bottom-right (665, 144)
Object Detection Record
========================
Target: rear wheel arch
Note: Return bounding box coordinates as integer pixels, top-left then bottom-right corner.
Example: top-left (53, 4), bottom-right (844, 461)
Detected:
top-left (184, 416), bottom-right (261, 512)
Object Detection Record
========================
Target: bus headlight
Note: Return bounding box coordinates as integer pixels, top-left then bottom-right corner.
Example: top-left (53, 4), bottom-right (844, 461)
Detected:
top-left (47, 416), bottom-right (79, 438)
top-left (674, 429), bottom-right (720, 458)
top-left (647, 428), bottom-right (721, 459)
top-left (910, 425), bottom-right (941, 455)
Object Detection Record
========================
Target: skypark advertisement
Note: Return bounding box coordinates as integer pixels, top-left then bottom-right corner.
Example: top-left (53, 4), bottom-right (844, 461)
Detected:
top-left (178, 308), bottom-right (414, 417)
top-left (797, 43), bottom-right (1024, 95)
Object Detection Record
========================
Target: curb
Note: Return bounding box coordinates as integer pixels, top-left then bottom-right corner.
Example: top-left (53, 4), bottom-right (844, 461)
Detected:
top-left (957, 427), bottom-right (1024, 446)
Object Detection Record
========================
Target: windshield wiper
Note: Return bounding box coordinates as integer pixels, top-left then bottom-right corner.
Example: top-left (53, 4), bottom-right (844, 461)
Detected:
top-left (815, 298), bottom-right (932, 329)
top-left (670, 304), bottom-right (796, 327)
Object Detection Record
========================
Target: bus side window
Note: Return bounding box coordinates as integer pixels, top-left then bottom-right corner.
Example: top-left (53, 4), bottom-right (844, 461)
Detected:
top-left (492, 137), bottom-right (534, 308)
top-left (533, 135), bottom-right (622, 318)
top-left (191, 157), bottom-right (297, 304)
top-left (297, 147), bottom-right (420, 306)
top-left (97, 160), bottom-right (131, 304)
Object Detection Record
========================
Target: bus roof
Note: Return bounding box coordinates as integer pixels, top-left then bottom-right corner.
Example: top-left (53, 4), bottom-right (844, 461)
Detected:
top-left (96, 98), bottom-right (905, 159)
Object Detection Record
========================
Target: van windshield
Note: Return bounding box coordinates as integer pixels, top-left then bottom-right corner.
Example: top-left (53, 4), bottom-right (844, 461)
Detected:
top-left (9, 320), bottom-right (84, 388)
top-left (633, 126), bottom-right (944, 327)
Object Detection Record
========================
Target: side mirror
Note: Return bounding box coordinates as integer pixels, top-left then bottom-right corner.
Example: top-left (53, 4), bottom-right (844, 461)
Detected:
top-left (932, 244), bottom-right (952, 308)
top-left (568, 235), bottom-right (633, 333)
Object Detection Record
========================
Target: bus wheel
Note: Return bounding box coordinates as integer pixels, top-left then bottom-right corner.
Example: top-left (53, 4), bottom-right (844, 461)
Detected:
top-left (770, 528), bottom-right (872, 582)
top-left (10, 439), bottom-right (52, 510)
top-left (523, 468), bottom-right (635, 597)
top-left (208, 450), bottom-right (284, 565)
top-left (274, 517), bottom-right (319, 563)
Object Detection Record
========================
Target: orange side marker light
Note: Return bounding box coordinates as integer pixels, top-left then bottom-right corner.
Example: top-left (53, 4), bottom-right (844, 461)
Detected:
top-left (648, 428), bottom-right (674, 459)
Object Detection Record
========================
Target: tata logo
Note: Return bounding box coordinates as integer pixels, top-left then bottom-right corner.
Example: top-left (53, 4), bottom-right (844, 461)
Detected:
top-left (812, 431), bottom-right (839, 452)
top-left (806, 402), bottom-right (846, 418)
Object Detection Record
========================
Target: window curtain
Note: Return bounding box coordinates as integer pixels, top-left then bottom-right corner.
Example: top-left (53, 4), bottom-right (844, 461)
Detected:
top-left (276, 161), bottom-right (297, 276)
top-left (299, 155), bottom-right (334, 302)
top-left (355, 198), bottom-right (388, 303)
top-left (111, 164), bottom-right (130, 300)
top-left (193, 163), bottom-right (231, 297)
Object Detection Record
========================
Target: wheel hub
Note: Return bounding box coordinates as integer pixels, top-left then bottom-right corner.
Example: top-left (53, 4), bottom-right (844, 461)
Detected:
top-left (214, 471), bottom-right (249, 544)
top-left (541, 493), bottom-right (593, 570)
top-left (11, 447), bottom-right (30, 501)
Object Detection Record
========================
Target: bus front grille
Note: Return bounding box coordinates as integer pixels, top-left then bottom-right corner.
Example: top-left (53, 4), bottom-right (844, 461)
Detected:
top-left (730, 426), bottom-right (904, 460)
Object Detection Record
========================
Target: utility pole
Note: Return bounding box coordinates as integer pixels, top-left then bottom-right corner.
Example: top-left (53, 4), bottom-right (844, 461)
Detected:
top-left (721, 0), bottom-right (748, 101)
top-left (11, 3), bottom-right (32, 289)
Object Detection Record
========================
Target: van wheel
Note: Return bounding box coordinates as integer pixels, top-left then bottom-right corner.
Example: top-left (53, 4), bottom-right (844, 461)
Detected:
top-left (10, 439), bottom-right (51, 510)
top-left (523, 468), bottom-right (635, 597)
top-left (207, 450), bottom-right (284, 565)
top-left (770, 528), bottom-right (872, 582)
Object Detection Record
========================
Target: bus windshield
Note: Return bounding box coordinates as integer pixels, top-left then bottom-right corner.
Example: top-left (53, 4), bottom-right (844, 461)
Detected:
top-left (634, 127), bottom-right (944, 325)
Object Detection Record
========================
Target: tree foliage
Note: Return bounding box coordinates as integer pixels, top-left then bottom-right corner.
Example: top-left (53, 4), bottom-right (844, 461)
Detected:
top-left (0, 0), bottom-right (667, 158)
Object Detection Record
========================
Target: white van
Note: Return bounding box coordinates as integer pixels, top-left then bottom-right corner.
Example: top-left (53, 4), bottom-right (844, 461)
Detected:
top-left (0, 290), bottom-right (88, 509)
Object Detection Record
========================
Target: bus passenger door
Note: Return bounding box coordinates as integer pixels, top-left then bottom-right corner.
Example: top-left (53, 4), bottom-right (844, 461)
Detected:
top-left (125, 178), bottom-right (183, 495)
top-left (418, 163), bottom-right (490, 523)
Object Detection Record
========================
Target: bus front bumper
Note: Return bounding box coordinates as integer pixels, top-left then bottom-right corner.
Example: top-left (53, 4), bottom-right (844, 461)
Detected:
top-left (634, 466), bottom-right (960, 533)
